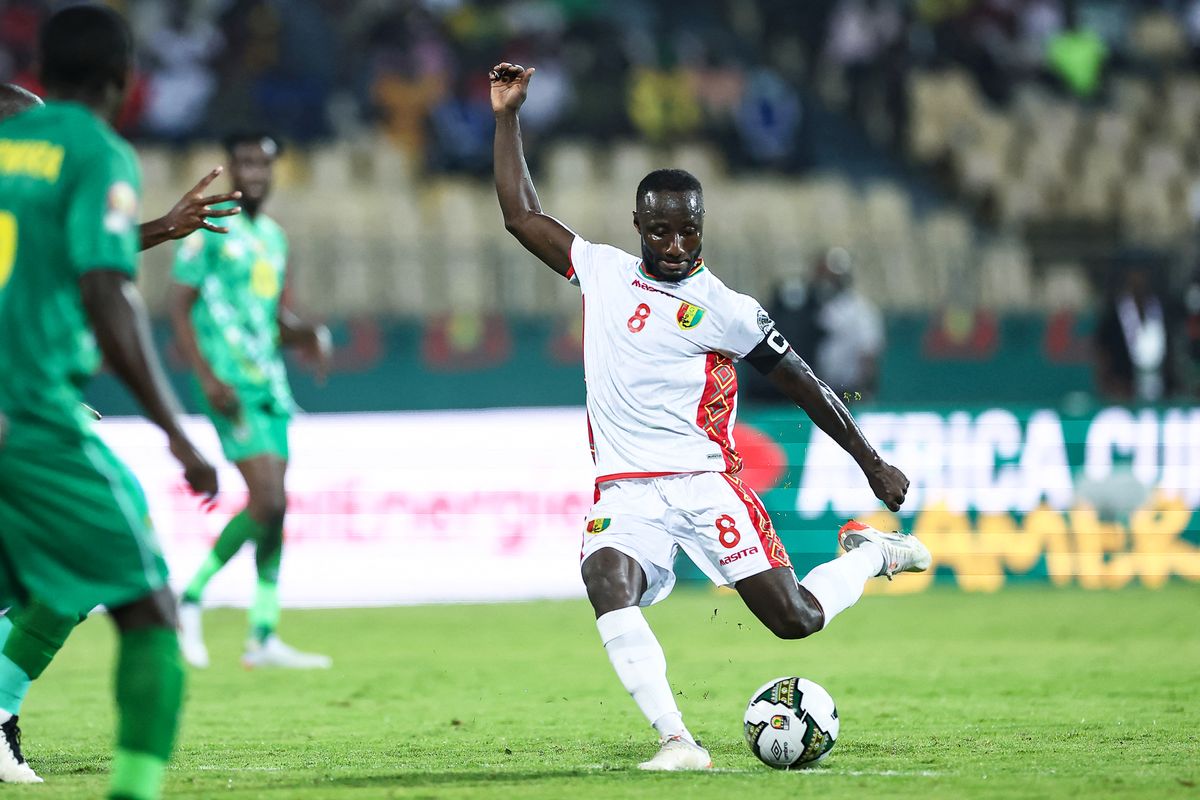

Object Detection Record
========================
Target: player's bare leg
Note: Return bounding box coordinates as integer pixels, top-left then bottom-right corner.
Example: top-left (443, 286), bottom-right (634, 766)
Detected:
top-left (582, 549), bottom-right (711, 771)
top-left (736, 568), bottom-right (825, 639)
top-left (738, 521), bottom-right (931, 637)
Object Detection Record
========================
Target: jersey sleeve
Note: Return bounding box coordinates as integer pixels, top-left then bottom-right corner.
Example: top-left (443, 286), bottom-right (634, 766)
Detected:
top-left (172, 230), bottom-right (211, 288)
top-left (568, 235), bottom-right (618, 290)
top-left (65, 140), bottom-right (141, 276)
top-left (716, 289), bottom-right (776, 359)
top-left (568, 235), bottom-right (637, 292)
top-left (566, 235), bottom-right (592, 288)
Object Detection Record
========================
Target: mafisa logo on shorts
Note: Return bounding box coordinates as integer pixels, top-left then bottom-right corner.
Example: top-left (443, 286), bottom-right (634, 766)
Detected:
top-left (585, 518), bottom-right (611, 534)
top-left (719, 546), bottom-right (758, 566)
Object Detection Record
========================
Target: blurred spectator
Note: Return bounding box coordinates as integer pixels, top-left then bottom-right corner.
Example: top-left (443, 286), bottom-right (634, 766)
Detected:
top-left (627, 64), bottom-right (702, 145)
top-left (140, 0), bottom-right (222, 141)
top-left (1046, 2), bottom-right (1108, 99)
top-left (0, 0), bottom-right (44, 90)
top-left (733, 67), bottom-right (804, 171)
top-left (810, 247), bottom-right (884, 399)
top-left (1094, 260), bottom-right (1178, 403)
top-left (749, 247), bottom-right (883, 402)
top-left (368, 6), bottom-right (451, 163)
top-left (823, 0), bottom-right (904, 116)
top-left (508, 47), bottom-right (571, 135)
top-left (427, 68), bottom-right (494, 175)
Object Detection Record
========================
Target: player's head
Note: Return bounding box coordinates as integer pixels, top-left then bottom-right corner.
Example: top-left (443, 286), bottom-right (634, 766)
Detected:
top-left (223, 132), bottom-right (281, 210)
top-left (815, 246), bottom-right (853, 293)
top-left (38, 5), bottom-right (133, 122)
top-left (633, 169), bottom-right (704, 282)
top-left (0, 84), bottom-right (43, 123)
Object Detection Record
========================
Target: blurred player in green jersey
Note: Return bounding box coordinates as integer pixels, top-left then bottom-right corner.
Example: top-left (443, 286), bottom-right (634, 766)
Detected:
top-left (0, 7), bottom-right (219, 798)
top-left (0, 80), bottom-right (241, 785)
top-left (171, 132), bottom-right (333, 669)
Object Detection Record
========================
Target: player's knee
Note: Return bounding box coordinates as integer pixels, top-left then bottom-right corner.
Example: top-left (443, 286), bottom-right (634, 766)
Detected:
top-left (581, 555), bottom-right (644, 615)
top-left (249, 490), bottom-right (287, 528)
top-left (582, 567), bottom-right (638, 607)
top-left (110, 587), bottom-right (178, 632)
top-left (766, 605), bottom-right (823, 640)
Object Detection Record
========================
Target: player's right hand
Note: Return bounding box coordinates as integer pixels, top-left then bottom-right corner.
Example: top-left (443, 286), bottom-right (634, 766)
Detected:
top-left (865, 458), bottom-right (909, 512)
top-left (162, 167), bottom-right (243, 238)
top-left (202, 376), bottom-right (240, 418)
top-left (169, 434), bottom-right (219, 507)
top-left (490, 62), bottom-right (534, 115)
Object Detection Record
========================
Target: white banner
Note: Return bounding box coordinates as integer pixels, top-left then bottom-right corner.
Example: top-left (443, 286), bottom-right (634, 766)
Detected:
top-left (100, 409), bottom-right (595, 607)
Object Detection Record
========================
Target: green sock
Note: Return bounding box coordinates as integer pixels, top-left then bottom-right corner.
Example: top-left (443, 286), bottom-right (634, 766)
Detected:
top-left (0, 616), bottom-right (23, 717)
top-left (110, 626), bottom-right (184, 800)
top-left (0, 602), bottom-right (77, 715)
top-left (249, 516), bottom-right (283, 643)
top-left (182, 510), bottom-right (263, 603)
top-left (249, 580), bottom-right (280, 644)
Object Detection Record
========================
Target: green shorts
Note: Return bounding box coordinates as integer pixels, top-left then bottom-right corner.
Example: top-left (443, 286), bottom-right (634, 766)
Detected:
top-left (0, 417), bottom-right (169, 616)
top-left (205, 398), bottom-right (290, 464)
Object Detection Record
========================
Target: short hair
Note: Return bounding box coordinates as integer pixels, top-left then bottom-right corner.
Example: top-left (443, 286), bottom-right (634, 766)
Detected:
top-left (0, 84), bottom-right (43, 122)
top-left (39, 5), bottom-right (132, 93)
top-left (636, 169), bottom-right (704, 208)
top-left (222, 131), bottom-right (282, 159)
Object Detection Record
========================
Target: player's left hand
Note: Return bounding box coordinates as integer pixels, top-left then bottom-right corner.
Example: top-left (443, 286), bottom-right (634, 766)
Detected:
top-left (864, 458), bottom-right (909, 512)
top-left (303, 324), bottom-right (333, 386)
top-left (160, 167), bottom-right (243, 239)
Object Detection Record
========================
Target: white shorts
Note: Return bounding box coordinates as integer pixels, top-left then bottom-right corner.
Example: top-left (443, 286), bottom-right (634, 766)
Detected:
top-left (580, 471), bottom-right (792, 606)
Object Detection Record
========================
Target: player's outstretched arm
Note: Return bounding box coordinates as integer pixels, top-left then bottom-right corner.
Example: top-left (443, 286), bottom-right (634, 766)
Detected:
top-left (491, 62), bottom-right (574, 277)
top-left (81, 271), bottom-right (218, 502)
top-left (139, 167), bottom-right (242, 251)
top-left (278, 304), bottom-right (332, 385)
top-left (766, 351), bottom-right (909, 511)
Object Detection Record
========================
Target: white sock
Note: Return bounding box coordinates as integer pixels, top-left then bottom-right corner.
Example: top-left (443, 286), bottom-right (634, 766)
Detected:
top-left (596, 607), bottom-right (694, 743)
top-left (798, 543), bottom-right (886, 629)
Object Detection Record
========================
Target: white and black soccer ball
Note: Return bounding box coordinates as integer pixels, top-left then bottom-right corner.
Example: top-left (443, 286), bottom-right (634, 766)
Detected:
top-left (743, 676), bottom-right (839, 769)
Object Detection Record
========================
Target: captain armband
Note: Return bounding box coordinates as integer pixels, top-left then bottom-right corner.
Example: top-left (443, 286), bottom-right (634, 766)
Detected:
top-left (744, 327), bottom-right (791, 374)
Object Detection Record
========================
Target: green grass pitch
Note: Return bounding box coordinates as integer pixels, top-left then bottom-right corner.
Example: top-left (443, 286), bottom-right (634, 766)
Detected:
top-left (8, 584), bottom-right (1199, 798)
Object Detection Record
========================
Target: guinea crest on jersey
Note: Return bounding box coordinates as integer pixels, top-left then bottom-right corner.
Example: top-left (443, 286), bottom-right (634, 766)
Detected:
top-left (567, 235), bottom-right (789, 483)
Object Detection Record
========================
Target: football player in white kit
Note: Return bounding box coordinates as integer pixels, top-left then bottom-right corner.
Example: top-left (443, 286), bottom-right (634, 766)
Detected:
top-left (491, 62), bottom-right (932, 771)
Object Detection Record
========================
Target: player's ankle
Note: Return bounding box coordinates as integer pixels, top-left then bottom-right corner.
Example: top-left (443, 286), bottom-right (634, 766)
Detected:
top-left (652, 712), bottom-right (693, 743)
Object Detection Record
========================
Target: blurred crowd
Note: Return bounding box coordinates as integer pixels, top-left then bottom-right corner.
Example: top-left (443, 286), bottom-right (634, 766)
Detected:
top-left (1, 0), bottom-right (829, 173)
top-left (3, 1), bottom-right (1198, 174)
top-left (5, 0), bottom-right (1200, 400)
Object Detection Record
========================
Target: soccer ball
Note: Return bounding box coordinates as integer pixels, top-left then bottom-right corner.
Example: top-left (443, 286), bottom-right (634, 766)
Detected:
top-left (743, 676), bottom-right (839, 769)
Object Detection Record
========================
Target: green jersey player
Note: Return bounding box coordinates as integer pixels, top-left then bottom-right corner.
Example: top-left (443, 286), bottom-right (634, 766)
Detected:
top-left (0, 8), bottom-right (219, 799)
top-left (170, 132), bottom-right (332, 669)
top-left (0, 80), bottom-right (244, 785)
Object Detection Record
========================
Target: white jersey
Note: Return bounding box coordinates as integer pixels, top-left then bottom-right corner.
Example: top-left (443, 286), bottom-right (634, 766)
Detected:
top-left (568, 236), bottom-right (774, 483)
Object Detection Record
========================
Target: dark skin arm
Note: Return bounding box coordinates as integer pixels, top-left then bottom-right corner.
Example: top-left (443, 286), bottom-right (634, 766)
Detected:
top-left (139, 167), bottom-right (242, 251)
top-left (278, 305), bottom-right (332, 386)
top-left (491, 62), bottom-right (574, 276)
top-left (167, 281), bottom-right (239, 418)
top-left (81, 271), bottom-right (218, 502)
top-left (766, 350), bottom-right (909, 511)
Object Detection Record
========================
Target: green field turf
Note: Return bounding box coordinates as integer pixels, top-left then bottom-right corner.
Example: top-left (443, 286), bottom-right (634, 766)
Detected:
top-left (7, 584), bottom-right (1199, 799)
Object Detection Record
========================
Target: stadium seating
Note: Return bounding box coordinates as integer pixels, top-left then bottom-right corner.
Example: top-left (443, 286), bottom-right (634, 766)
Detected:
top-left (132, 133), bottom-right (1049, 318)
top-left (907, 31), bottom-right (1199, 254)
